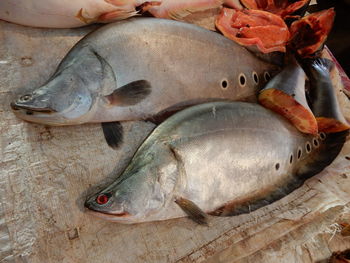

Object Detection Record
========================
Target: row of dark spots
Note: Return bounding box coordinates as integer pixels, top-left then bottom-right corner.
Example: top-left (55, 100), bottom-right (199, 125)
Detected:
top-left (274, 132), bottom-right (326, 171)
top-left (221, 71), bottom-right (271, 90)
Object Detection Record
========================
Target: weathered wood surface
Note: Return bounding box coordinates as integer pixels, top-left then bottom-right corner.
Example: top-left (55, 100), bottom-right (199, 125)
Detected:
top-left (1, 19), bottom-right (350, 263)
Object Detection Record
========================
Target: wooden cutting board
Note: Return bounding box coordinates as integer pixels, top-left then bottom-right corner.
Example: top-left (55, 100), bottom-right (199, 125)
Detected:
top-left (1, 18), bottom-right (350, 263)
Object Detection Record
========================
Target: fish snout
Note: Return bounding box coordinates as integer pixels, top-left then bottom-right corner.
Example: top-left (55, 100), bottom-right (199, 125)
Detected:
top-left (11, 93), bottom-right (33, 110)
top-left (10, 102), bottom-right (20, 111)
top-left (11, 94), bottom-right (57, 114)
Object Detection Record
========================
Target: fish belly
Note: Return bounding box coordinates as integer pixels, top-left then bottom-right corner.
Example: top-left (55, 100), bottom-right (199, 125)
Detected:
top-left (164, 103), bottom-right (309, 213)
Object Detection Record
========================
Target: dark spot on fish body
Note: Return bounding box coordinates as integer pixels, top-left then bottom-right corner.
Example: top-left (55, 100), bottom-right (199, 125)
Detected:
top-left (20, 57), bottom-right (34, 67)
top-left (345, 156), bottom-right (350, 161)
top-left (275, 163), bottom-right (280, 170)
top-left (238, 74), bottom-right (246, 87)
top-left (289, 154), bottom-right (293, 164)
top-left (312, 138), bottom-right (319, 147)
top-left (297, 148), bottom-right (302, 159)
top-left (26, 111), bottom-right (33, 115)
top-left (305, 142), bottom-right (311, 153)
top-left (319, 132), bottom-right (326, 140)
top-left (252, 72), bottom-right (259, 85)
top-left (221, 79), bottom-right (228, 89)
top-left (264, 72), bottom-right (271, 82)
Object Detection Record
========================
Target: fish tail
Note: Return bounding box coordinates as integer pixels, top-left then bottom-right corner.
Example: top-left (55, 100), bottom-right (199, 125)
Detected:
top-left (302, 57), bottom-right (334, 75)
top-left (311, 57), bottom-right (334, 72)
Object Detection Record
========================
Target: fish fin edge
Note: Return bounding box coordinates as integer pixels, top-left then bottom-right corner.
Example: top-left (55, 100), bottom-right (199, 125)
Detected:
top-left (101, 121), bottom-right (123, 149)
top-left (105, 80), bottom-right (151, 106)
top-left (175, 197), bottom-right (208, 225)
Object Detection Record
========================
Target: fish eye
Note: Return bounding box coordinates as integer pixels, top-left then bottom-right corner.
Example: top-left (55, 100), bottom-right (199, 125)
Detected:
top-left (96, 193), bottom-right (110, 205)
top-left (20, 94), bottom-right (32, 102)
top-left (252, 71), bottom-right (259, 85)
top-left (238, 73), bottom-right (246, 87)
top-left (264, 72), bottom-right (271, 82)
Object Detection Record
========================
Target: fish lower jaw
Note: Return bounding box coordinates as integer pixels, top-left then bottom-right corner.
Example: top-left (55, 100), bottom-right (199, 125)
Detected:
top-left (85, 209), bottom-right (140, 224)
top-left (11, 109), bottom-right (91, 126)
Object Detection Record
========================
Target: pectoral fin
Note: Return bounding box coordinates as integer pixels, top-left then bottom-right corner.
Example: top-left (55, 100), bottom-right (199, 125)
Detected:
top-left (101, 121), bottom-right (123, 149)
top-left (104, 80), bottom-right (151, 106)
top-left (175, 197), bottom-right (208, 225)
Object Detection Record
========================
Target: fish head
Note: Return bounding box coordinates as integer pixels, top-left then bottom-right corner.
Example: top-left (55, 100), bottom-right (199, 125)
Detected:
top-left (11, 47), bottom-right (114, 125)
top-left (85, 149), bottom-right (179, 223)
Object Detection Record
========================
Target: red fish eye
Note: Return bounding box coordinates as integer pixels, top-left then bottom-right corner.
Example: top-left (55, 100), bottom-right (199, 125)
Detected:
top-left (96, 194), bottom-right (109, 205)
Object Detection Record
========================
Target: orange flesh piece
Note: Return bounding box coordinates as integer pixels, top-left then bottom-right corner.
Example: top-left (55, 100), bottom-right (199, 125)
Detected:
top-left (316, 117), bottom-right (350, 133)
top-left (216, 8), bottom-right (289, 53)
top-left (289, 8), bottom-right (335, 57)
top-left (259, 89), bottom-right (318, 135)
top-left (240, 0), bottom-right (309, 18)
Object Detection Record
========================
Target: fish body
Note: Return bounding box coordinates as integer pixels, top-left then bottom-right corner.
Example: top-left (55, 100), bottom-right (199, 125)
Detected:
top-left (11, 18), bottom-right (279, 126)
top-left (85, 102), bottom-right (346, 224)
top-left (0, 0), bottom-right (140, 28)
top-left (0, 0), bottom-right (240, 28)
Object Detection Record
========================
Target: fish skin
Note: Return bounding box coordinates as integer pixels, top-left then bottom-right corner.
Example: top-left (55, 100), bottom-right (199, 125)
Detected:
top-left (11, 18), bottom-right (279, 126)
top-left (84, 102), bottom-right (346, 224)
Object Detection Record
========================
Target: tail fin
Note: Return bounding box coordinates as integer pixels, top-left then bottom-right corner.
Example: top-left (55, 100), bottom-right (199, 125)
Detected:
top-left (301, 57), bottom-right (334, 76)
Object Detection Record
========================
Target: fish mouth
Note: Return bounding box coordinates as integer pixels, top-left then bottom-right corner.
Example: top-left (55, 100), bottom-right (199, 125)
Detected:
top-left (86, 209), bottom-right (130, 218)
top-left (84, 201), bottom-right (130, 218)
top-left (10, 102), bottom-right (57, 113)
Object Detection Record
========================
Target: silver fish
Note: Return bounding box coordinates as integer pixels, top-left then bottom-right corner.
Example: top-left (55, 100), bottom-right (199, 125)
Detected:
top-left (11, 18), bottom-right (279, 147)
top-left (84, 101), bottom-right (346, 224)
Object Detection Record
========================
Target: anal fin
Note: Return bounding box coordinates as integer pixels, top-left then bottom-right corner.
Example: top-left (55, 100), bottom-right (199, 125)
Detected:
top-left (175, 197), bottom-right (208, 225)
top-left (101, 122), bottom-right (123, 149)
